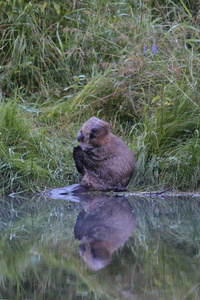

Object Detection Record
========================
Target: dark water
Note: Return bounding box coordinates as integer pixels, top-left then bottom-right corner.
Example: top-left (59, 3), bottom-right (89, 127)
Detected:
top-left (0, 191), bottom-right (200, 300)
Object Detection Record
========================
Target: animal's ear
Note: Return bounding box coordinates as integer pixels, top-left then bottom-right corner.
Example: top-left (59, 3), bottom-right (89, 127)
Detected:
top-left (103, 121), bottom-right (110, 131)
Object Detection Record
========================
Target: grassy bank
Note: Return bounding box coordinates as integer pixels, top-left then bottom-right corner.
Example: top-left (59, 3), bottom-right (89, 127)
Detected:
top-left (0, 0), bottom-right (200, 194)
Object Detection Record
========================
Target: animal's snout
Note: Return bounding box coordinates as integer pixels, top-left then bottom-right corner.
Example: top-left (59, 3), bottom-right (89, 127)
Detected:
top-left (77, 131), bottom-right (84, 142)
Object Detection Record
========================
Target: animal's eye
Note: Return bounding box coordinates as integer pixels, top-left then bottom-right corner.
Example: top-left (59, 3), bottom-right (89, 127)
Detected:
top-left (91, 127), bottom-right (98, 133)
top-left (91, 247), bottom-right (99, 258)
top-left (89, 127), bottom-right (98, 139)
top-left (89, 132), bottom-right (95, 139)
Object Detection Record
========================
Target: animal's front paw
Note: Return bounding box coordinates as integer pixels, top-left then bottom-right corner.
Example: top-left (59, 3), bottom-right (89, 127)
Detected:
top-left (73, 145), bottom-right (83, 158)
top-left (73, 146), bottom-right (84, 174)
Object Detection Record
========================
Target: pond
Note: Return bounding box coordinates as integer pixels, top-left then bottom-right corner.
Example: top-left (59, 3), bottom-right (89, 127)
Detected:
top-left (0, 189), bottom-right (200, 299)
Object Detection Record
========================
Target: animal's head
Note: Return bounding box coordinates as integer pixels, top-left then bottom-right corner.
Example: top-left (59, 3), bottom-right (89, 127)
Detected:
top-left (79, 236), bottom-right (111, 271)
top-left (77, 117), bottom-right (110, 150)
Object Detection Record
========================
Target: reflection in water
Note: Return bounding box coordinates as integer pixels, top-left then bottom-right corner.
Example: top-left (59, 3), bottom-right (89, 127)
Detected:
top-left (74, 195), bottom-right (136, 271)
top-left (48, 186), bottom-right (136, 270)
top-left (1, 193), bottom-right (200, 299)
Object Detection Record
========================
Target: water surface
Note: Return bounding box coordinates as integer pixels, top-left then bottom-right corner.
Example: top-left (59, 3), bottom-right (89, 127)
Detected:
top-left (0, 192), bottom-right (200, 299)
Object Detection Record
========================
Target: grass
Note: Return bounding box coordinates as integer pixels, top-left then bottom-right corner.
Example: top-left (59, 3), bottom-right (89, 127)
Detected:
top-left (0, 0), bottom-right (200, 194)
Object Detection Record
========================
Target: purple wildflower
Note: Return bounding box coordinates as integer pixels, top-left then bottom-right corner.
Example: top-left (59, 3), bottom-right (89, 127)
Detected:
top-left (143, 45), bottom-right (147, 56)
top-left (152, 43), bottom-right (158, 54)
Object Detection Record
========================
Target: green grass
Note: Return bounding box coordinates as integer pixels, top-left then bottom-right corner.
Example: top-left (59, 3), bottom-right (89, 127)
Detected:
top-left (0, 0), bottom-right (200, 194)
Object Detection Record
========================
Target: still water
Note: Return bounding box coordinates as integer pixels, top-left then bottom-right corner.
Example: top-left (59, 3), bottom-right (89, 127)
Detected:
top-left (0, 190), bottom-right (200, 299)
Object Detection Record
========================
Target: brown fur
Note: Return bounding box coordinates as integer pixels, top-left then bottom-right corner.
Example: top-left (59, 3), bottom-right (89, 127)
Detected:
top-left (73, 117), bottom-right (135, 191)
top-left (74, 195), bottom-right (136, 271)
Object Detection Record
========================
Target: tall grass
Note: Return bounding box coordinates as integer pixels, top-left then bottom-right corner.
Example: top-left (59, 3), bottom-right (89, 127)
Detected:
top-left (0, 0), bottom-right (200, 193)
top-left (0, 102), bottom-right (77, 193)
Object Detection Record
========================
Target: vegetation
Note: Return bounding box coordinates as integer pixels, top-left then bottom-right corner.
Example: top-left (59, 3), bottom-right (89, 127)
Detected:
top-left (0, 0), bottom-right (200, 194)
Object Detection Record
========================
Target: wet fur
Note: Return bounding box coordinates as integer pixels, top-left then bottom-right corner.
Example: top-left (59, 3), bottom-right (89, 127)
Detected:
top-left (73, 117), bottom-right (135, 191)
